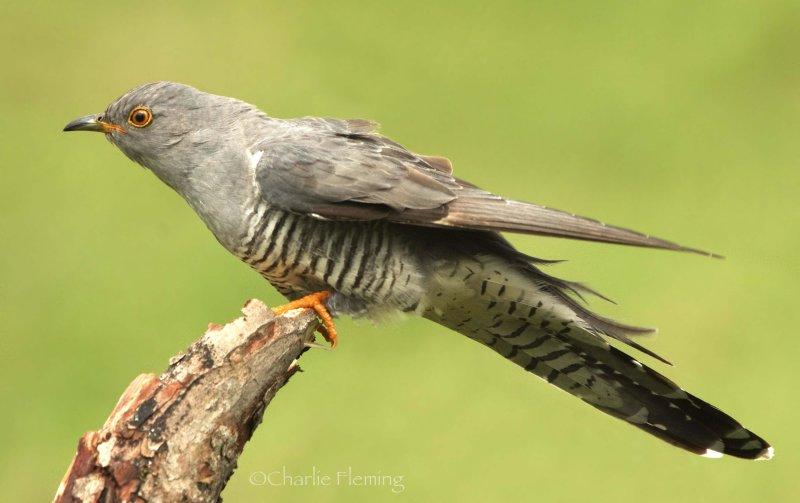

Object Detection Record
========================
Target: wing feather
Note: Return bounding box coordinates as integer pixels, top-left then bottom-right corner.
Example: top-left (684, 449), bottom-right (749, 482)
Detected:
top-left (395, 186), bottom-right (720, 256)
top-left (255, 119), bottom-right (717, 256)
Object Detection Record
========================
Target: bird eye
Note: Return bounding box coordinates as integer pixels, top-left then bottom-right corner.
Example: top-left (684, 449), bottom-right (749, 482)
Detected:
top-left (128, 106), bottom-right (153, 128)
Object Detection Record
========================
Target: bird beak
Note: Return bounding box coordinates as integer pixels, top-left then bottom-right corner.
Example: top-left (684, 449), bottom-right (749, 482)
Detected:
top-left (63, 114), bottom-right (125, 134)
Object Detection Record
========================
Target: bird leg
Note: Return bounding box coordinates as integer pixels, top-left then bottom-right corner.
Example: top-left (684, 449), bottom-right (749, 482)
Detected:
top-left (273, 291), bottom-right (338, 348)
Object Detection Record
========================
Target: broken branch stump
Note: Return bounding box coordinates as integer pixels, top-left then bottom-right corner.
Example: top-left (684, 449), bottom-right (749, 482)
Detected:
top-left (54, 299), bottom-right (318, 502)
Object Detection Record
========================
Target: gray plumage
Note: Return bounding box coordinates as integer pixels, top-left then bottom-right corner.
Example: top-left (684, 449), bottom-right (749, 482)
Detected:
top-left (64, 81), bottom-right (771, 460)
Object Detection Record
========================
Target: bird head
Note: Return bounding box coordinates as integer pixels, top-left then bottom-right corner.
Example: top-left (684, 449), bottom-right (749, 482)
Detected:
top-left (63, 81), bottom-right (260, 192)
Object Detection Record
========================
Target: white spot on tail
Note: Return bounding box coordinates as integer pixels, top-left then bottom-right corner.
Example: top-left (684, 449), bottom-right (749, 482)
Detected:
top-left (757, 446), bottom-right (775, 461)
top-left (701, 449), bottom-right (724, 459)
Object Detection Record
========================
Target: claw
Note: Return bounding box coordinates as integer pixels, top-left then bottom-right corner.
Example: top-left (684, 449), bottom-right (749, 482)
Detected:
top-left (273, 291), bottom-right (338, 348)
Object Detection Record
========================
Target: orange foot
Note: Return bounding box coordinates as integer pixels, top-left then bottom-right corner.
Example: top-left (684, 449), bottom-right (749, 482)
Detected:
top-left (273, 291), bottom-right (338, 348)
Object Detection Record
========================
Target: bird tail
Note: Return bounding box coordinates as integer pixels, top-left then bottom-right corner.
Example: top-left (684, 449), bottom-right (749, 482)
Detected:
top-left (422, 250), bottom-right (772, 460)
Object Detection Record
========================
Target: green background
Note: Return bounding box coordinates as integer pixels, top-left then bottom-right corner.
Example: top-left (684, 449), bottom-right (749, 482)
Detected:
top-left (1, 1), bottom-right (798, 501)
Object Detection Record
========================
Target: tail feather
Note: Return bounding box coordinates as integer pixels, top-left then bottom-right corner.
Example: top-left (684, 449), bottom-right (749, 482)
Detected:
top-left (425, 253), bottom-right (772, 460)
top-left (547, 286), bottom-right (671, 365)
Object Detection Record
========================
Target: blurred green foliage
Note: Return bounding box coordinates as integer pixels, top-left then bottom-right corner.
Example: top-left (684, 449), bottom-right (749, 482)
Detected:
top-left (1, 1), bottom-right (798, 501)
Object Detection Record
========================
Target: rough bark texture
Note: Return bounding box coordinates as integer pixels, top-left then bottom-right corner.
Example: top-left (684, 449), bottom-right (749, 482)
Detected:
top-left (54, 299), bottom-right (318, 503)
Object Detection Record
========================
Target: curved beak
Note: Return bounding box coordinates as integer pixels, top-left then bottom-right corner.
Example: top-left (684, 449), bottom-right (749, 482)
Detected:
top-left (63, 114), bottom-right (125, 134)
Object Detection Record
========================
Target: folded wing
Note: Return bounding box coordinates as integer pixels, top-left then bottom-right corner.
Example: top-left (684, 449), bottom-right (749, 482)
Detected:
top-left (255, 119), bottom-right (716, 256)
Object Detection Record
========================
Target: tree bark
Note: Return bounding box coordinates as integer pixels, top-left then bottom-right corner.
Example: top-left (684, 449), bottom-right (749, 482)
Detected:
top-left (54, 299), bottom-right (318, 503)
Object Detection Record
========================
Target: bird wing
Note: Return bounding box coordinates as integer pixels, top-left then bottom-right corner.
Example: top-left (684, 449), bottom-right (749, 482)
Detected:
top-left (254, 118), bottom-right (459, 220)
top-left (254, 119), bottom-right (715, 256)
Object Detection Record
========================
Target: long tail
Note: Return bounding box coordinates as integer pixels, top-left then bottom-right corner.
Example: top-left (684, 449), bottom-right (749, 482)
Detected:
top-left (423, 248), bottom-right (772, 460)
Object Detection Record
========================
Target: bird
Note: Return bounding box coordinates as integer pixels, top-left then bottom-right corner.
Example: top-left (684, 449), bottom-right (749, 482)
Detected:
top-left (64, 81), bottom-right (772, 460)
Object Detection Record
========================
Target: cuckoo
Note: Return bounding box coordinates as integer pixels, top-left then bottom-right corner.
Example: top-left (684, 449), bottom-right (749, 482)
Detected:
top-left (64, 81), bottom-right (772, 460)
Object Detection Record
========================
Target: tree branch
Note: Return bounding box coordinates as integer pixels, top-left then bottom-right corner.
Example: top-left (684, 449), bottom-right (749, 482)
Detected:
top-left (54, 299), bottom-right (318, 503)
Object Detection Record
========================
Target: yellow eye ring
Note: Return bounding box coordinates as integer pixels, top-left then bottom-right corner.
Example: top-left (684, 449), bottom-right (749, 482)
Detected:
top-left (128, 106), bottom-right (153, 128)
